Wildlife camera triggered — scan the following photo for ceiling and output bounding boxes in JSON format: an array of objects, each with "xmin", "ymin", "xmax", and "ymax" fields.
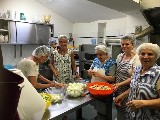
[{"xmin": 36, "ymin": 0, "xmax": 140, "ymax": 23}]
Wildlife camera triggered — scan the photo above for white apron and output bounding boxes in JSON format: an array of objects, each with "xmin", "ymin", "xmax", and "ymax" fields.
[{"xmin": 91, "ymin": 67, "xmax": 106, "ymax": 82}]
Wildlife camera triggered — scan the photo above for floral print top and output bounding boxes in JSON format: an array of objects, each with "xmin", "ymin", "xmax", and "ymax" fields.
[{"xmin": 52, "ymin": 49, "xmax": 73, "ymax": 84}]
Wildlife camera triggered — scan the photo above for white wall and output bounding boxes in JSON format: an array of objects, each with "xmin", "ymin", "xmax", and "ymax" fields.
[
  {"xmin": 0, "ymin": 0, "xmax": 73, "ymax": 66},
  {"xmin": 73, "ymin": 17, "xmax": 127, "ymax": 46},
  {"xmin": 0, "ymin": 0, "xmax": 151, "ymax": 66},
  {"xmin": 73, "ymin": 12, "xmax": 150, "ymax": 46},
  {"xmin": 105, "ymin": 17, "xmax": 127, "ymax": 36},
  {"xmin": 126, "ymin": 11, "xmax": 150, "ymax": 47},
  {"xmin": 73, "ymin": 22, "xmax": 98, "ymax": 45},
  {"xmin": 0, "ymin": 0, "xmax": 73, "ymax": 36},
  {"xmin": 126, "ymin": 12, "xmax": 149, "ymax": 34}
]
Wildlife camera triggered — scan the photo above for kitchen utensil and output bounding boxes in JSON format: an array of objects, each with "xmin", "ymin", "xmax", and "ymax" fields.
[{"xmin": 87, "ymin": 82, "xmax": 113, "ymax": 97}]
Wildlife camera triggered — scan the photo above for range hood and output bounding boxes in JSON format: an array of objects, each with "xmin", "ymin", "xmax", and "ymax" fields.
[
  {"xmin": 140, "ymin": 0, "xmax": 160, "ymax": 34},
  {"xmin": 138, "ymin": 0, "xmax": 160, "ymax": 66}
]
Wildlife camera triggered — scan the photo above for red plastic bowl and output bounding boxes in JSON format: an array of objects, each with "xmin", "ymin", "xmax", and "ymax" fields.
[{"xmin": 87, "ymin": 82, "xmax": 113, "ymax": 96}]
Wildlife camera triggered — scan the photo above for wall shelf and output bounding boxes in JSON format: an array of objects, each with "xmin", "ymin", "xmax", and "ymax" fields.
[{"xmin": 0, "ymin": 19, "xmax": 54, "ymax": 44}]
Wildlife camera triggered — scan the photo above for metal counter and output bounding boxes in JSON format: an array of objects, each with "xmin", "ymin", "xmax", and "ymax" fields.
[{"xmin": 42, "ymin": 94, "xmax": 94, "ymax": 120}]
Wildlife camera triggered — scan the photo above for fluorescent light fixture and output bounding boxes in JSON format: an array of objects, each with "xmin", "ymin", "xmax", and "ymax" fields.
[
  {"xmin": 47, "ymin": 0, "xmax": 54, "ymax": 3},
  {"xmin": 133, "ymin": 0, "xmax": 140, "ymax": 3}
]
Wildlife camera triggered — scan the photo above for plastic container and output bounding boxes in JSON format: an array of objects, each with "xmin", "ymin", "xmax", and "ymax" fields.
[
  {"xmin": 0, "ymin": 67, "xmax": 24, "ymax": 120},
  {"xmin": 87, "ymin": 82, "xmax": 113, "ymax": 97},
  {"xmin": 4, "ymin": 64, "xmax": 13, "ymax": 69}
]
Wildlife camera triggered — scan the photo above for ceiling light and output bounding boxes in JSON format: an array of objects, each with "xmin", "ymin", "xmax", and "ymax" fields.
[
  {"xmin": 47, "ymin": 0, "xmax": 54, "ymax": 3},
  {"xmin": 133, "ymin": 0, "xmax": 140, "ymax": 3}
]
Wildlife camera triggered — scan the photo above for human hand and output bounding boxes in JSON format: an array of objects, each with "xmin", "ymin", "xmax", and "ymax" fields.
[
  {"xmin": 48, "ymin": 80, "xmax": 54, "ymax": 84},
  {"xmin": 113, "ymin": 83, "xmax": 120, "ymax": 92},
  {"xmin": 54, "ymin": 82, "xmax": 64, "ymax": 88},
  {"xmin": 91, "ymin": 71, "xmax": 100, "ymax": 77},
  {"xmin": 75, "ymin": 72, "xmax": 83, "ymax": 79},
  {"xmin": 53, "ymin": 71, "xmax": 58, "ymax": 77},
  {"xmin": 126, "ymin": 100, "xmax": 145, "ymax": 111},
  {"xmin": 114, "ymin": 94, "xmax": 125, "ymax": 106},
  {"xmin": 87, "ymin": 69, "xmax": 93, "ymax": 76}
]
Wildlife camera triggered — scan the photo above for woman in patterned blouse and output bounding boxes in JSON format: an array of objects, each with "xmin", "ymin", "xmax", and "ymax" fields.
[
  {"xmin": 115, "ymin": 43, "xmax": 160, "ymax": 120},
  {"xmin": 49, "ymin": 35, "xmax": 80, "ymax": 84}
]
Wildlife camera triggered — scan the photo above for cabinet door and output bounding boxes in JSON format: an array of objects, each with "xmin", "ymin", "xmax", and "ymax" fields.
[
  {"xmin": 8, "ymin": 21, "xmax": 16, "ymax": 43},
  {"xmin": 36, "ymin": 24, "xmax": 51, "ymax": 44},
  {"xmin": 16, "ymin": 22, "xmax": 36, "ymax": 44}
]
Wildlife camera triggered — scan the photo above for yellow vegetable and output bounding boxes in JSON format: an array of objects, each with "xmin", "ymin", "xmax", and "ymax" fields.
[{"xmin": 39, "ymin": 93, "xmax": 53, "ymax": 110}]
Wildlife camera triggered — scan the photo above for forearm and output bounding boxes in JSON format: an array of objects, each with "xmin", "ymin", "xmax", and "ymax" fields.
[
  {"xmin": 71, "ymin": 51, "xmax": 77, "ymax": 73},
  {"xmin": 72, "ymin": 65, "xmax": 77, "ymax": 73},
  {"xmin": 143, "ymin": 98, "xmax": 160, "ymax": 109},
  {"xmin": 121, "ymin": 89, "xmax": 130, "ymax": 99},
  {"xmin": 71, "ymin": 61, "xmax": 77, "ymax": 73},
  {"xmin": 99, "ymin": 74, "xmax": 115, "ymax": 82},
  {"xmin": 49, "ymin": 63, "xmax": 57, "ymax": 73},
  {"xmin": 118, "ymin": 77, "xmax": 132, "ymax": 87},
  {"xmin": 38, "ymin": 74, "xmax": 51, "ymax": 83},
  {"xmin": 32, "ymin": 82, "xmax": 52, "ymax": 89}
]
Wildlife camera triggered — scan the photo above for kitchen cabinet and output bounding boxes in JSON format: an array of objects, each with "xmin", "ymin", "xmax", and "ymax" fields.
[
  {"xmin": 9, "ymin": 21, "xmax": 17, "ymax": 43},
  {"xmin": 16, "ymin": 22, "xmax": 36, "ymax": 44},
  {"xmin": 0, "ymin": 19, "xmax": 54, "ymax": 44},
  {"xmin": 36, "ymin": 24, "xmax": 52, "ymax": 44}
]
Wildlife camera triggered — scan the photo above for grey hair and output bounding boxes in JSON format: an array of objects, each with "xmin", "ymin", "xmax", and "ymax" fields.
[
  {"xmin": 136, "ymin": 43, "xmax": 160, "ymax": 59},
  {"xmin": 58, "ymin": 35, "xmax": 68, "ymax": 41},
  {"xmin": 48, "ymin": 37, "xmax": 57, "ymax": 45},
  {"xmin": 121, "ymin": 34, "xmax": 136, "ymax": 46},
  {"xmin": 95, "ymin": 45, "xmax": 109, "ymax": 53},
  {"xmin": 32, "ymin": 45, "xmax": 50, "ymax": 58}
]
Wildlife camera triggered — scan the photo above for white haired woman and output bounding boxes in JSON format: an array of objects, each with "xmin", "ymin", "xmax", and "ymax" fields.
[
  {"xmin": 88, "ymin": 45, "xmax": 116, "ymax": 120},
  {"xmin": 88, "ymin": 45, "xmax": 116, "ymax": 83},
  {"xmin": 115, "ymin": 43, "xmax": 160, "ymax": 120},
  {"xmin": 49, "ymin": 35, "xmax": 80, "ymax": 84},
  {"xmin": 17, "ymin": 45, "xmax": 61, "ymax": 89},
  {"xmin": 114, "ymin": 35, "xmax": 141, "ymax": 120}
]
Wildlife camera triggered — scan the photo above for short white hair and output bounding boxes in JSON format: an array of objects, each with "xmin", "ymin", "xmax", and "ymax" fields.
[
  {"xmin": 136, "ymin": 43, "xmax": 160, "ymax": 59},
  {"xmin": 95, "ymin": 45, "xmax": 109, "ymax": 53},
  {"xmin": 32, "ymin": 45, "xmax": 50, "ymax": 58},
  {"xmin": 58, "ymin": 35, "xmax": 68, "ymax": 41}
]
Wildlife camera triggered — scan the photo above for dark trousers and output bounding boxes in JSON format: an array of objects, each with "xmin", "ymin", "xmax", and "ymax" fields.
[{"xmin": 95, "ymin": 94, "xmax": 113, "ymax": 120}]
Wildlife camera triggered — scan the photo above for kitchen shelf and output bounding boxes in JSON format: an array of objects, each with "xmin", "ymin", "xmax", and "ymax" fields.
[{"xmin": 0, "ymin": 29, "xmax": 8, "ymax": 32}]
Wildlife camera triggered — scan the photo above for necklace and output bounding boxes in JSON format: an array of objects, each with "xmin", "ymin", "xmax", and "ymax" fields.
[{"xmin": 123, "ymin": 55, "xmax": 131, "ymax": 62}]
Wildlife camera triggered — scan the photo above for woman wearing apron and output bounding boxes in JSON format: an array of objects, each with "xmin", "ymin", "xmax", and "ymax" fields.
[
  {"xmin": 88, "ymin": 45, "xmax": 116, "ymax": 120},
  {"xmin": 114, "ymin": 35, "xmax": 140, "ymax": 120}
]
